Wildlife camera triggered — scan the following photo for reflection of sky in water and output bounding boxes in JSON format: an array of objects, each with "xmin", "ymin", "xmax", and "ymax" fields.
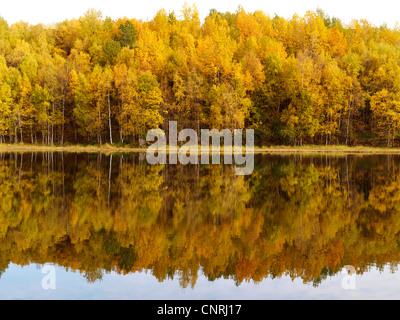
[
  {"xmin": 2, "ymin": 153, "xmax": 400, "ymax": 299},
  {"xmin": 0, "ymin": 264, "xmax": 399, "ymax": 300}
]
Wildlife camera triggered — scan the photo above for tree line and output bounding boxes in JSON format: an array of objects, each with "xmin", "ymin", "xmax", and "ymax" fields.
[{"xmin": 1, "ymin": 5, "xmax": 400, "ymax": 146}]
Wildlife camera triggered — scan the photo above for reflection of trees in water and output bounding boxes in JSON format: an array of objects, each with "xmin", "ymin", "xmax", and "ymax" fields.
[{"xmin": 0, "ymin": 152, "xmax": 400, "ymax": 287}]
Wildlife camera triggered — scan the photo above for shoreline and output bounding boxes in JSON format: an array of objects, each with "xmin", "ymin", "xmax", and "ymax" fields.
[{"xmin": 1, "ymin": 144, "xmax": 400, "ymax": 155}]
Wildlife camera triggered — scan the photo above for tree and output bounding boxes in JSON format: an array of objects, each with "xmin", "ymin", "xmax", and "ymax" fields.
[
  {"xmin": 135, "ymin": 72, "xmax": 163, "ymax": 138},
  {"xmin": 73, "ymin": 73, "xmax": 93, "ymax": 141},
  {"xmin": 31, "ymin": 84, "xmax": 52, "ymax": 144},
  {"xmin": 101, "ymin": 65, "xmax": 114, "ymax": 144},
  {"xmin": 0, "ymin": 81, "xmax": 12, "ymax": 143},
  {"xmin": 370, "ymin": 89, "xmax": 400, "ymax": 147},
  {"xmin": 102, "ymin": 39, "xmax": 121, "ymax": 65},
  {"xmin": 115, "ymin": 20, "xmax": 137, "ymax": 48}
]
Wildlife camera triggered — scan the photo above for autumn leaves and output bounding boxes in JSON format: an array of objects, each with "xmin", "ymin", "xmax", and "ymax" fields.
[{"xmin": 0, "ymin": 6, "xmax": 400, "ymax": 146}]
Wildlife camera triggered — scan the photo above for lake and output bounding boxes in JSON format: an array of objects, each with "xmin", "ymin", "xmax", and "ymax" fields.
[{"xmin": 0, "ymin": 152, "xmax": 399, "ymax": 299}]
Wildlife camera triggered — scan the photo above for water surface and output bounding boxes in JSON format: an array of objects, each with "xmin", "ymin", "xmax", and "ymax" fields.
[{"xmin": 0, "ymin": 152, "xmax": 399, "ymax": 299}]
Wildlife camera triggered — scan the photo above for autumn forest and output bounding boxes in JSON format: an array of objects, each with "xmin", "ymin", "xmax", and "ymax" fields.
[{"xmin": 1, "ymin": 5, "xmax": 400, "ymax": 147}]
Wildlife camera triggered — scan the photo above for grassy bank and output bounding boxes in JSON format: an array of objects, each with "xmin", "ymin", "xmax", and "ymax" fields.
[
  {"xmin": 2, "ymin": 143, "xmax": 400, "ymax": 155},
  {"xmin": 256, "ymin": 145, "xmax": 400, "ymax": 154},
  {"xmin": 0, "ymin": 143, "xmax": 143, "ymax": 154}
]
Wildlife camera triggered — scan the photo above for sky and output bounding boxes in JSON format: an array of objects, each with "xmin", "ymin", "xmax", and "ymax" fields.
[
  {"xmin": 0, "ymin": 0, "xmax": 399, "ymax": 28},
  {"xmin": 0, "ymin": 263, "xmax": 399, "ymax": 299}
]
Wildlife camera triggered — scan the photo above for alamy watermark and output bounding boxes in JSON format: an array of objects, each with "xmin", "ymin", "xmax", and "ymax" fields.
[
  {"xmin": 41, "ymin": 265, "xmax": 56, "ymax": 290},
  {"xmin": 341, "ymin": 265, "xmax": 356, "ymax": 290},
  {"xmin": 146, "ymin": 121, "xmax": 254, "ymax": 175}
]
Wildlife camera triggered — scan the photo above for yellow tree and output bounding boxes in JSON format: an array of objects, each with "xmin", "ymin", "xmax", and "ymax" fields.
[
  {"xmin": 370, "ymin": 89, "xmax": 400, "ymax": 147},
  {"xmin": 19, "ymin": 74, "xmax": 33, "ymax": 143},
  {"xmin": 31, "ymin": 84, "xmax": 52, "ymax": 144},
  {"xmin": 89, "ymin": 65, "xmax": 108, "ymax": 145},
  {"xmin": 320, "ymin": 58, "xmax": 351, "ymax": 144},
  {"xmin": 280, "ymin": 53, "xmax": 321, "ymax": 145},
  {"xmin": 135, "ymin": 72, "xmax": 164, "ymax": 138},
  {"xmin": 0, "ymin": 57, "xmax": 11, "ymax": 142},
  {"xmin": 113, "ymin": 63, "xmax": 137, "ymax": 143},
  {"xmin": 4, "ymin": 67, "xmax": 22, "ymax": 143},
  {"xmin": 236, "ymin": 8, "xmax": 261, "ymax": 43},
  {"xmin": 197, "ymin": 12, "xmax": 237, "ymax": 83},
  {"xmin": 101, "ymin": 65, "xmax": 114, "ymax": 144},
  {"xmin": 73, "ymin": 73, "xmax": 94, "ymax": 142}
]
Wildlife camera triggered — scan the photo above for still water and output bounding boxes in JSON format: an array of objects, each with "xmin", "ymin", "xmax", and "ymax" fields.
[{"xmin": 0, "ymin": 152, "xmax": 400, "ymax": 299}]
